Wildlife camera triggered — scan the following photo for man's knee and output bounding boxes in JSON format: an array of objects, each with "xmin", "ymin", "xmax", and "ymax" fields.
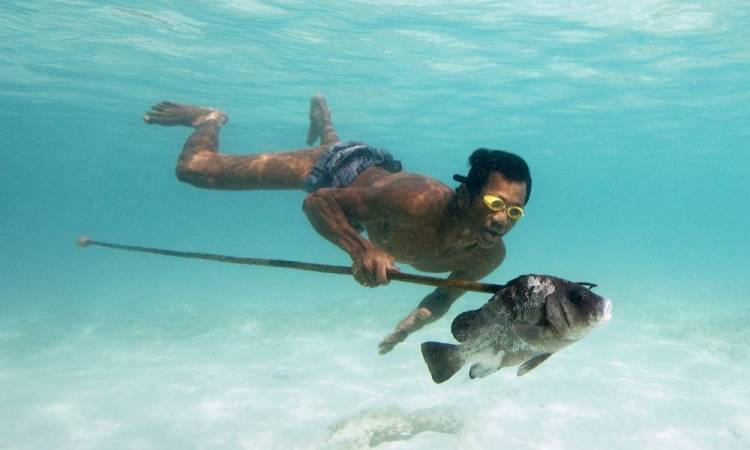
[
  {"xmin": 175, "ymin": 160, "xmax": 199, "ymax": 183},
  {"xmin": 175, "ymin": 159, "xmax": 217, "ymax": 188}
]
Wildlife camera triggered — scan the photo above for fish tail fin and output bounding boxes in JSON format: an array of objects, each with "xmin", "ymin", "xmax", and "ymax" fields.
[{"xmin": 421, "ymin": 342, "xmax": 465, "ymax": 384}]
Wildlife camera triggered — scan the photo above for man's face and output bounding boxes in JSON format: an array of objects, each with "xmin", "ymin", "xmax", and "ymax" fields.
[{"xmin": 466, "ymin": 172, "xmax": 528, "ymax": 248}]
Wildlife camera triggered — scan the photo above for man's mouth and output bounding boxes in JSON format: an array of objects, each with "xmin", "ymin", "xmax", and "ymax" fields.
[{"xmin": 479, "ymin": 228, "xmax": 502, "ymax": 244}]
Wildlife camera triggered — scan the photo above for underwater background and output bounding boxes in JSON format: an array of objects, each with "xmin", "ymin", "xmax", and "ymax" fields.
[{"xmin": 2, "ymin": 1, "xmax": 749, "ymax": 449}]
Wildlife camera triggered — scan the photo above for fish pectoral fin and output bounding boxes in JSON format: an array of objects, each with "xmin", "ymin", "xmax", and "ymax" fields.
[
  {"xmin": 469, "ymin": 351, "xmax": 504, "ymax": 379},
  {"xmin": 421, "ymin": 342, "xmax": 465, "ymax": 384},
  {"xmin": 516, "ymin": 353, "xmax": 553, "ymax": 376},
  {"xmin": 512, "ymin": 324, "xmax": 553, "ymax": 344},
  {"xmin": 469, "ymin": 362, "xmax": 498, "ymax": 379}
]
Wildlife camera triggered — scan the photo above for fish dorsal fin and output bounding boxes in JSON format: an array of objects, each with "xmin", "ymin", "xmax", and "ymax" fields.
[
  {"xmin": 451, "ymin": 309, "xmax": 480, "ymax": 342},
  {"xmin": 516, "ymin": 353, "xmax": 552, "ymax": 376}
]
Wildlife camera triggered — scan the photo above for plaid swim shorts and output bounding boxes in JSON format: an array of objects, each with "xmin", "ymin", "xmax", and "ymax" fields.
[{"xmin": 304, "ymin": 141, "xmax": 402, "ymax": 192}]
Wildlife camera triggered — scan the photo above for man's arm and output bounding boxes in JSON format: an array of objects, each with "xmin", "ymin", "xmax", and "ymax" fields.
[
  {"xmin": 302, "ymin": 187, "xmax": 399, "ymax": 287},
  {"xmin": 378, "ymin": 285, "xmax": 464, "ymax": 354}
]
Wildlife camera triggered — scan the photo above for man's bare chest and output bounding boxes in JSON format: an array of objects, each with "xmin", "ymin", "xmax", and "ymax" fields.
[{"xmin": 365, "ymin": 222, "xmax": 488, "ymax": 272}]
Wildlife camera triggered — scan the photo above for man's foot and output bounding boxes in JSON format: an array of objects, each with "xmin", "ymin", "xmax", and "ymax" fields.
[
  {"xmin": 144, "ymin": 101, "xmax": 228, "ymax": 128},
  {"xmin": 306, "ymin": 94, "xmax": 332, "ymax": 145}
]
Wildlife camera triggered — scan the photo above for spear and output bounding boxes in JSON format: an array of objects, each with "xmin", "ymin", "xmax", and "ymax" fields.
[{"xmin": 76, "ymin": 236, "xmax": 503, "ymax": 293}]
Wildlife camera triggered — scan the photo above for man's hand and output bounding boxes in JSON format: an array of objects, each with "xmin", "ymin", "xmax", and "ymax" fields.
[
  {"xmin": 352, "ymin": 247, "xmax": 399, "ymax": 287},
  {"xmin": 378, "ymin": 307, "xmax": 433, "ymax": 354}
]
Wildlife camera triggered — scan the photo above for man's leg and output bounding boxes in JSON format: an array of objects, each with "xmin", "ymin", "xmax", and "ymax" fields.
[
  {"xmin": 307, "ymin": 94, "xmax": 339, "ymax": 146},
  {"xmin": 143, "ymin": 95, "xmax": 339, "ymax": 190}
]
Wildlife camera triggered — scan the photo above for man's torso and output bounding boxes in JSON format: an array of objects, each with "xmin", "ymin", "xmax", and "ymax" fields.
[{"xmin": 349, "ymin": 168, "xmax": 504, "ymax": 274}]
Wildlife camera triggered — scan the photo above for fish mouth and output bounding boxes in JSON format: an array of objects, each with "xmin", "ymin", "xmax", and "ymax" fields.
[
  {"xmin": 596, "ymin": 299, "xmax": 613, "ymax": 323},
  {"xmin": 545, "ymin": 294, "xmax": 612, "ymax": 341}
]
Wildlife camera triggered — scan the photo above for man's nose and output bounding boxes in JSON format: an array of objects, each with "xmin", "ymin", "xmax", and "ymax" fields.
[{"xmin": 491, "ymin": 210, "xmax": 510, "ymax": 226}]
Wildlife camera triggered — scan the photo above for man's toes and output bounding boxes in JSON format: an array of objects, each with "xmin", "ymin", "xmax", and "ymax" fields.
[
  {"xmin": 152, "ymin": 101, "xmax": 183, "ymax": 113},
  {"xmin": 143, "ymin": 110, "xmax": 164, "ymax": 122},
  {"xmin": 144, "ymin": 110, "xmax": 169, "ymax": 123},
  {"xmin": 310, "ymin": 93, "xmax": 327, "ymax": 108}
]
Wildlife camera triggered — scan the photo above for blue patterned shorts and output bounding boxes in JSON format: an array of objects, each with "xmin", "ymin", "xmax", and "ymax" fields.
[{"xmin": 304, "ymin": 141, "xmax": 402, "ymax": 192}]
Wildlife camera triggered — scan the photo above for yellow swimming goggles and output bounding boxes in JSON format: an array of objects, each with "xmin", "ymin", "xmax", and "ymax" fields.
[{"xmin": 482, "ymin": 195, "xmax": 525, "ymax": 220}]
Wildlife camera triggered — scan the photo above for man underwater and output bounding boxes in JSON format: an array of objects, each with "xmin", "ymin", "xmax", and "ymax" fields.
[{"xmin": 144, "ymin": 95, "xmax": 532, "ymax": 354}]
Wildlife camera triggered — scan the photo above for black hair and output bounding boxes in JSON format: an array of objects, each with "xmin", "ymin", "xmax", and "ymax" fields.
[{"xmin": 453, "ymin": 148, "xmax": 532, "ymax": 204}]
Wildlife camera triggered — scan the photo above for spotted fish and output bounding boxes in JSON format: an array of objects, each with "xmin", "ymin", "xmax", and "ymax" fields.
[{"xmin": 421, "ymin": 274, "xmax": 612, "ymax": 383}]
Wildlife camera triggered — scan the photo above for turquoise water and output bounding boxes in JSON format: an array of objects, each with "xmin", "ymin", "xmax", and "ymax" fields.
[{"xmin": 2, "ymin": 1, "xmax": 749, "ymax": 448}]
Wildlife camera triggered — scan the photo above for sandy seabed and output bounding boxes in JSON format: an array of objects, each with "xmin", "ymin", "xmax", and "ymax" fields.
[{"xmin": 1, "ymin": 291, "xmax": 748, "ymax": 450}]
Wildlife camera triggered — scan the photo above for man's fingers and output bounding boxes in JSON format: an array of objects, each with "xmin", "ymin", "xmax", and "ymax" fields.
[
  {"xmin": 364, "ymin": 264, "xmax": 377, "ymax": 287},
  {"xmin": 353, "ymin": 254, "xmax": 396, "ymax": 287},
  {"xmin": 376, "ymin": 262, "xmax": 389, "ymax": 285},
  {"xmin": 378, "ymin": 340, "xmax": 395, "ymax": 354},
  {"xmin": 353, "ymin": 266, "xmax": 369, "ymax": 286},
  {"xmin": 357, "ymin": 267, "xmax": 376, "ymax": 287},
  {"xmin": 378, "ymin": 330, "xmax": 407, "ymax": 354}
]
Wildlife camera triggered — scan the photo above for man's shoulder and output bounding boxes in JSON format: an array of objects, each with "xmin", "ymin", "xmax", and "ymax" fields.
[
  {"xmin": 370, "ymin": 172, "xmax": 454, "ymax": 214},
  {"xmin": 370, "ymin": 172, "xmax": 453, "ymax": 197},
  {"xmin": 341, "ymin": 172, "xmax": 453, "ymax": 224}
]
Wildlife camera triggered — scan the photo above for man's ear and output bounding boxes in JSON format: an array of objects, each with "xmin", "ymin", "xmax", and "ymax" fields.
[{"xmin": 456, "ymin": 183, "xmax": 470, "ymax": 210}]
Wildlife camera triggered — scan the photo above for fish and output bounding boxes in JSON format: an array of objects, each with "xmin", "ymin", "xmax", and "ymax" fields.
[{"xmin": 420, "ymin": 274, "xmax": 612, "ymax": 383}]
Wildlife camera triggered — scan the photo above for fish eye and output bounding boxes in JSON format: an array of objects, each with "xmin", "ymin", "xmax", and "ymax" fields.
[{"xmin": 569, "ymin": 290, "xmax": 582, "ymax": 304}]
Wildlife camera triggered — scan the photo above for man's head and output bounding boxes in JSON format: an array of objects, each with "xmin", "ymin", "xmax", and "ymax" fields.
[
  {"xmin": 453, "ymin": 148, "xmax": 532, "ymax": 205},
  {"xmin": 454, "ymin": 149, "xmax": 532, "ymax": 248}
]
